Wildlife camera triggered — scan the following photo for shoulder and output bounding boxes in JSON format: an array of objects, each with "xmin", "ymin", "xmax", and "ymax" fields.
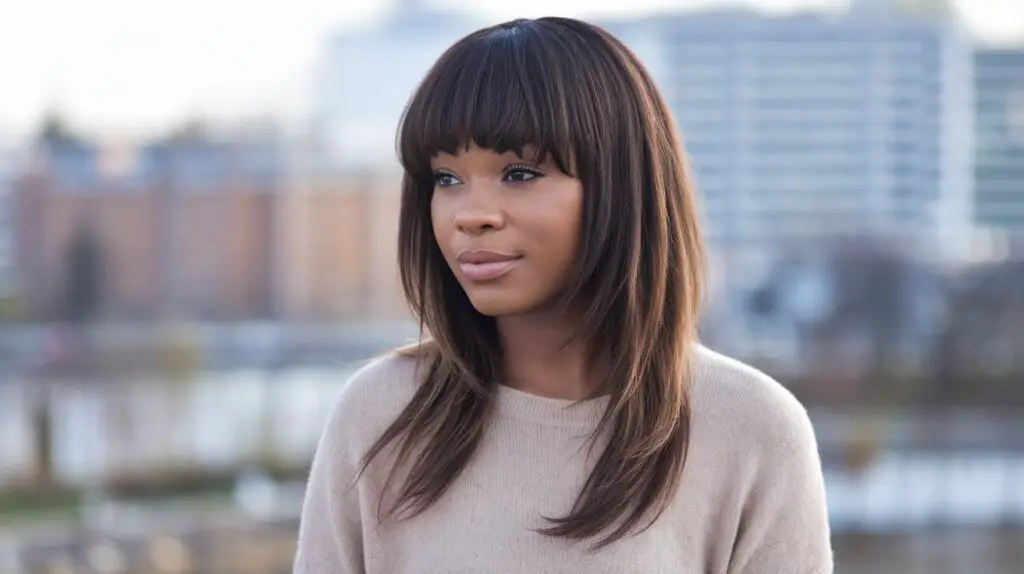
[
  {"xmin": 690, "ymin": 347, "xmax": 833, "ymax": 571},
  {"xmin": 336, "ymin": 349, "xmax": 426, "ymax": 418},
  {"xmin": 318, "ymin": 349, "xmax": 428, "ymax": 465},
  {"xmin": 689, "ymin": 344, "xmax": 818, "ymax": 456}
]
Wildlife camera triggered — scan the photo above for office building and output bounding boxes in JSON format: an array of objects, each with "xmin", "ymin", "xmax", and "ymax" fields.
[
  {"xmin": 605, "ymin": 1, "xmax": 974, "ymax": 272},
  {"xmin": 974, "ymin": 46, "xmax": 1024, "ymax": 235}
]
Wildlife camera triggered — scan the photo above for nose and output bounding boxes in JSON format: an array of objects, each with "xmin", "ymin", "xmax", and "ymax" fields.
[{"xmin": 452, "ymin": 185, "xmax": 505, "ymax": 235}]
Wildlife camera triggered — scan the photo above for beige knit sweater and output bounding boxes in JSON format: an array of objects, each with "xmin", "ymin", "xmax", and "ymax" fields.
[{"xmin": 293, "ymin": 345, "xmax": 834, "ymax": 573}]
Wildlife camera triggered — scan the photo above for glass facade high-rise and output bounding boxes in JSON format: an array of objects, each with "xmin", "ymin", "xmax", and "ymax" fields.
[
  {"xmin": 974, "ymin": 47, "xmax": 1024, "ymax": 234},
  {"xmin": 606, "ymin": 7, "xmax": 974, "ymax": 271}
]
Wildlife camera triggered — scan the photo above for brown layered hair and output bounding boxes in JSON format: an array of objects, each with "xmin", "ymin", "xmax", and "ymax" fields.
[{"xmin": 362, "ymin": 17, "xmax": 706, "ymax": 548}]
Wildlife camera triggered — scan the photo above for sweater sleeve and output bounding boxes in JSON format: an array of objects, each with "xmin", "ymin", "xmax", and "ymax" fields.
[
  {"xmin": 293, "ymin": 392, "xmax": 366, "ymax": 573},
  {"xmin": 727, "ymin": 401, "xmax": 834, "ymax": 574}
]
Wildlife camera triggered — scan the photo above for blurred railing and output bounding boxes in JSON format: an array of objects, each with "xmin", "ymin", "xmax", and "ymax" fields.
[{"xmin": 0, "ymin": 368, "xmax": 352, "ymax": 489}]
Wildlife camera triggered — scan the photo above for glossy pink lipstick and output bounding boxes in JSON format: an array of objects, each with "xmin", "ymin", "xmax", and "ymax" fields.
[{"xmin": 456, "ymin": 249, "xmax": 522, "ymax": 282}]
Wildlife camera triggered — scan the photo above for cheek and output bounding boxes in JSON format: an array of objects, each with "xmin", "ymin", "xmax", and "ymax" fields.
[
  {"xmin": 553, "ymin": 187, "xmax": 584, "ymax": 250},
  {"xmin": 554, "ymin": 217, "xmax": 582, "ymax": 270},
  {"xmin": 429, "ymin": 197, "xmax": 448, "ymax": 249},
  {"xmin": 527, "ymin": 191, "xmax": 583, "ymax": 267}
]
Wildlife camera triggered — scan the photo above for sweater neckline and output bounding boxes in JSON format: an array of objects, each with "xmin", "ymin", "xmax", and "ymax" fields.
[{"xmin": 492, "ymin": 384, "xmax": 611, "ymax": 428}]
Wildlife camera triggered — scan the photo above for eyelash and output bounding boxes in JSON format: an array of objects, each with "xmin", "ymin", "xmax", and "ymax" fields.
[
  {"xmin": 432, "ymin": 164, "xmax": 545, "ymax": 188},
  {"xmin": 503, "ymin": 163, "xmax": 544, "ymax": 183},
  {"xmin": 433, "ymin": 171, "xmax": 460, "ymax": 188}
]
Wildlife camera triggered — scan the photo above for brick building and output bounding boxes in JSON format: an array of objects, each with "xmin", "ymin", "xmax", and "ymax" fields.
[{"xmin": 11, "ymin": 138, "xmax": 409, "ymax": 324}]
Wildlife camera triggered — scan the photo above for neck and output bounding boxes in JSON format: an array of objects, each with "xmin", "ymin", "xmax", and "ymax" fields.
[{"xmin": 497, "ymin": 309, "xmax": 606, "ymax": 401}]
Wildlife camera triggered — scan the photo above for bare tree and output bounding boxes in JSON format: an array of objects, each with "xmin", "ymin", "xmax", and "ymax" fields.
[
  {"xmin": 796, "ymin": 236, "xmax": 938, "ymax": 404},
  {"xmin": 929, "ymin": 258, "xmax": 1024, "ymax": 405}
]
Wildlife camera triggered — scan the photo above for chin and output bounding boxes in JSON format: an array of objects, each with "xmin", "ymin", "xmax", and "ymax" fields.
[{"xmin": 463, "ymin": 290, "xmax": 536, "ymax": 317}]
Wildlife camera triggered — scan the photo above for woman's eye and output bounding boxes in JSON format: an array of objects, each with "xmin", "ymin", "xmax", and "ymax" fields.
[
  {"xmin": 503, "ymin": 167, "xmax": 541, "ymax": 183},
  {"xmin": 433, "ymin": 172, "xmax": 461, "ymax": 187}
]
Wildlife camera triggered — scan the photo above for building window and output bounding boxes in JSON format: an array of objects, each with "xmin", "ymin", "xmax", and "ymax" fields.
[{"xmin": 1009, "ymin": 89, "xmax": 1024, "ymax": 142}]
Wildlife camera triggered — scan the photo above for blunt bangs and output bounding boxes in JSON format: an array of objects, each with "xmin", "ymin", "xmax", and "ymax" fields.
[{"xmin": 398, "ymin": 21, "xmax": 583, "ymax": 180}]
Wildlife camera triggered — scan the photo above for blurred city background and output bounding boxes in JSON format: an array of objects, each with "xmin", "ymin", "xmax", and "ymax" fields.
[{"xmin": 1, "ymin": 0, "xmax": 1022, "ymax": 572}]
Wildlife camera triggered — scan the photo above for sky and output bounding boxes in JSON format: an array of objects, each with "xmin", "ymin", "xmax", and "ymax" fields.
[{"xmin": 0, "ymin": 0, "xmax": 1020, "ymax": 140}]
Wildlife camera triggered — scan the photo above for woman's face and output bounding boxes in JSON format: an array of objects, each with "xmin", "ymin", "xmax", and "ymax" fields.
[{"xmin": 430, "ymin": 144, "xmax": 583, "ymax": 317}]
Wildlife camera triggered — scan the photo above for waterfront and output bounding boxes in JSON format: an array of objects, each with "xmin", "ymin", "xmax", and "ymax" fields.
[
  {"xmin": 2, "ymin": 365, "xmax": 1023, "ymax": 573},
  {"xmin": 2, "ymin": 369, "xmax": 1023, "ymax": 529}
]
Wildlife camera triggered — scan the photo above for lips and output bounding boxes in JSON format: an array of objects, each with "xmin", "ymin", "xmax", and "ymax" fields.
[{"xmin": 456, "ymin": 249, "xmax": 523, "ymax": 282}]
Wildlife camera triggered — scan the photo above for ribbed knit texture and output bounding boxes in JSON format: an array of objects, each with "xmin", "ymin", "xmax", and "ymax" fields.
[{"xmin": 294, "ymin": 345, "xmax": 834, "ymax": 573}]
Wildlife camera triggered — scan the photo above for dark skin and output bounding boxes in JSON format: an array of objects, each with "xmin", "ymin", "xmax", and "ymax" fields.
[{"xmin": 430, "ymin": 144, "xmax": 604, "ymax": 400}]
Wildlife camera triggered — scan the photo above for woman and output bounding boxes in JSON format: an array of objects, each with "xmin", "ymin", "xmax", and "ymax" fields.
[{"xmin": 295, "ymin": 17, "xmax": 833, "ymax": 574}]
